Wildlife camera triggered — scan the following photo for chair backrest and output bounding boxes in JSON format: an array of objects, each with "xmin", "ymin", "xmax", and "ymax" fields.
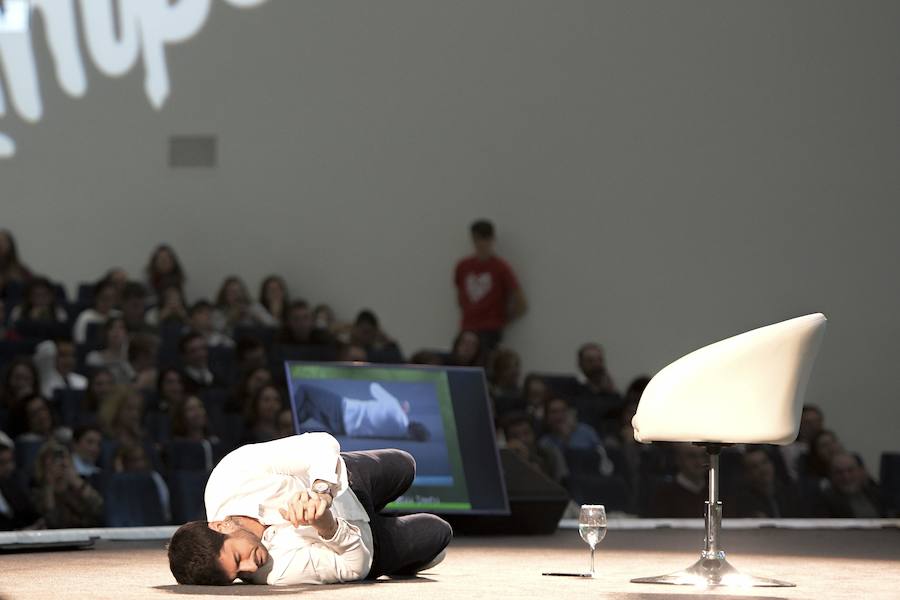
[
  {"xmin": 102, "ymin": 472, "xmax": 167, "ymax": 527},
  {"xmin": 632, "ymin": 313, "xmax": 827, "ymax": 445}
]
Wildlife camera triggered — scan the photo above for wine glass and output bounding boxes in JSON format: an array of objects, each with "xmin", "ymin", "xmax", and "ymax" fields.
[{"xmin": 579, "ymin": 504, "xmax": 607, "ymax": 576}]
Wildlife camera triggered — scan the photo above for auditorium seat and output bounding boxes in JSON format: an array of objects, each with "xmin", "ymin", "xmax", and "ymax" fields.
[
  {"xmin": 53, "ymin": 388, "xmax": 88, "ymax": 427},
  {"xmin": 102, "ymin": 472, "xmax": 168, "ymax": 527},
  {"xmin": 13, "ymin": 439, "xmax": 43, "ymax": 479},
  {"xmin": 879, "ymin": 452, "xmax": 900, "ymax": 518},
  {"xmin": 169, "ymin": 469, "xmax": 210, "ymax": 524}
]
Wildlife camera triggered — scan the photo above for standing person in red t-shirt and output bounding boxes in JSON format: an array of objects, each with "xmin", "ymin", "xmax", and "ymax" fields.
[{"xmin": 453, "ymin": 220, "xmax": 527, "ymax": 351}]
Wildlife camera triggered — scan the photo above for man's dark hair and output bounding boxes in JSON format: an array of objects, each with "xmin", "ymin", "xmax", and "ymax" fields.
[
  {"xmin": 500, "ymin": 410, "xmax": 533, "ymax": 438},
  {"xmin": 121, "ymin": 281, "xmax": 147, "ymax": 301},
  {"xmin": 72, "ymin": 424, "xmax": 102, "ymax": 443},
  {"xmin": 354, "ymin": 309, "xmax": 379, "ymax": 328},
  {"xmin": 470, "ymin": 219, "xmax": 495, "ymax": 240},
  {"xmin": 178, "ymin": 331, "xmax": 205, "ymax": 355},
  {"xmin": 168, "ymin": 521, "xmax": 231, "ymax": 585},
  {"xmin": 576, "ymin": 342, "xmax": 602, "ymax": 365},
  {"xmin": 235, "ymin": 336, "xmax": 264, "ymax": 360},
  {"xmin": 189, "ymin": 299, "xmax": 213, "ymax": 316}
]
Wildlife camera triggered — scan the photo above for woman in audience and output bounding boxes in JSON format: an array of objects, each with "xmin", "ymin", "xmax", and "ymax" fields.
[
  {"xmin": 229, "ymin": 366, "xmax": 272, "ymax": 414},
  {"xmin": 170, "ymin": 395, "xmax": 218, "ymax": 445},
  {"xmin": 81, "ymin": 367, "xmax": 115, "ymax": 415},
  {"xmin": 156, "ymin": 367, "xmax": 187, "ymax": 414},
  {"xmin": 0, "ymin": 358, "xmax": 39, "ymax": 413},
  {"xmin": 803, "ymin": 429, "xmax": 845, "ymax": 484},
  {"xmin": 145, "ymin": 285, "xmax": 189, "ymax": 327},
  {"xmin": 213, "ymin": 276, "xmax": 276, "ymax": 335},
  {"xmin": 85, "ymin": 317, "xmax": 134, "ymax": 384},
  {"xmin": 128, "ymin": 333, "xmax": 159, "ymax": 391},
  {"xmin": 276, "ymin": 407, "xmax": 295, "ymax": 439},
  {"xmin": 0, "ymin": 229, "xmax": 32, "ymax": 288},
  {"xmin": 487, "ymin": 347, "xmax": 522, "ymax": 398},
  {"xmin": 449, "ymin": 330, "xmax": 483, "ymax": 367},
  {"xmin": 258, "ymin": 275, "xmax": 290, "ymax": 325},
  {"xmin": 9, "ymin": 276, "xmax": 67, "ymax": 324},
  {"xmin": 13, "ymin": 394, "xmax": 69, "ymax": 442},
  {"xmin": 31, "ymin": 440, "xmax": 103, "ymax": 529},
  {"xmin": 72, "ymin": 278, "xmax": 120, "ymax": 344},
  {"xmin": 98, "ymin": 385, "xmax": 147, "ymax": 448},
  {"xmin": 242, "ymin": 384, "xmax": 284, "ymax": 444},
  {"xmin": 145, "ymin": 244, "xmax": 185, "ymax": 295}
]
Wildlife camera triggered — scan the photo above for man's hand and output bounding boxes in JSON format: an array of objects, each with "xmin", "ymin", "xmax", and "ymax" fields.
[{"xmin": 279, "ymin": 489, "xmax": 338, "ymax": 539}]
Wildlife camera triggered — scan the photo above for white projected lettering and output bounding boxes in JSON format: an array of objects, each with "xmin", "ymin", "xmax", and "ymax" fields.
[{"xmin": 0, "ymin": 0, "xmax": 268, "ymax": 158}]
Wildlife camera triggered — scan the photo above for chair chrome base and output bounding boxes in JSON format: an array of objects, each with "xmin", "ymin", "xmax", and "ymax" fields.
[
  {"xmin": 631, "ymin": 445, "xmax": 794, "ymax": 589},
  {"xmin": 630, "ymin": 554, "xmax": 795, "ymax": 588}
]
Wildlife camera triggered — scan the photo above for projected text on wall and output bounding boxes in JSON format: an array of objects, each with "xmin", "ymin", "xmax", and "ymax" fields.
[{"xmin": 0, "ymin": 0, "xmax": 267, "ymax": 159}]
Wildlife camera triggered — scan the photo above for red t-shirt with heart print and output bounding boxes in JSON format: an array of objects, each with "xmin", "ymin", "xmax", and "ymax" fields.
[{"xmin": 453, "ymin": 254, "xmax": 520, "ymax": 332}]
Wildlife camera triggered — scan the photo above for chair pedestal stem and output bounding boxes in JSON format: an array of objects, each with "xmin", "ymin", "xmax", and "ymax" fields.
[{"xmin": 630, "ymin": 445, "xmax": 795, "ymax": 588}]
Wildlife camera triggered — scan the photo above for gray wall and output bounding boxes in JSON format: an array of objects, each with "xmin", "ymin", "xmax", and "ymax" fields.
[{"xmin": 3, "ymin": 1, "xmax": 899, "ymax": 474}]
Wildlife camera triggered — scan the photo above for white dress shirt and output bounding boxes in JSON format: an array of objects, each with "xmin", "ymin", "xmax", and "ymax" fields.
[{"xmin": 204, "ymin": 433, "xmax": 373, "ymax": 585}]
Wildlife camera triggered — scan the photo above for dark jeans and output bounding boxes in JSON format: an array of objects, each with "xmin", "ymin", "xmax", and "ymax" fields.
[{"xmin": 341, "ymin": 450, "xmax": 452, "ymax": 579}]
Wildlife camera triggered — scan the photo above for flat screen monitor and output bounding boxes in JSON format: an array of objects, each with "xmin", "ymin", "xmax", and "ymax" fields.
[{"xmin": 284, "ymin": 362, "xmax": 509, "ymax": 515}]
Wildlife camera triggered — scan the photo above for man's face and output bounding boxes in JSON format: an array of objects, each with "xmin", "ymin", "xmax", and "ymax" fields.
[
  {"xmin": 471, "ymin": 235, "xmax": 494, "ymax": 257},
  {"xmin": 95, "ymin": 286, "xmax": 117, "ymax": 314},
  {"xmin": 506, "ymin": 421, "xmax": 535, "ymax": 448},
  {"xmin": 830, "ymin": 454, "xmax": 863, "ymax": 495},
  {"xmin": 56, "ymin": 342, "xmax": 76, "ymax": 374},
  {"xmin": 288, "ymin": 306, "xmax": 313, "ymax": 338},
  {"xmin": 579, "ymin": 345, "xmax": 607, "ymax": 379},
  {"xmin": 545, "ymin": 399, "xmax": 569, "ymax": 431},
  {"xmin": 209, "ymin": 521, "xmax": 269, "ymax": 581},
  {"xmin": 184, "ymin": 338, "xmax": 208, "ymax": 368},
  {"xmin": 74, "ymin": 430, "xmax": 102, "ymax": 463},
  {"xmin": 0, "ymin": 448, "xmax": 15, "ymax": 481},
  {"xmin": 743, "ymin": 450, "xmax": 774, "ymax": 492},
  {"xmin": 676, "ymin": 445, "xmax": 708, "ymax": 483}
]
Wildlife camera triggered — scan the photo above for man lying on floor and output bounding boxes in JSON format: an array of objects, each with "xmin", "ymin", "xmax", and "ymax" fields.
[{"xmin": 167, "ymin": 432, "xmax": 452, "ymax": 585}]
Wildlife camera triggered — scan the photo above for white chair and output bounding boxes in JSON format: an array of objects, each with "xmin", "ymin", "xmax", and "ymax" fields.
[{"xmin": 630, "ymin": 313, "xmax": 827, "ymax": 588}]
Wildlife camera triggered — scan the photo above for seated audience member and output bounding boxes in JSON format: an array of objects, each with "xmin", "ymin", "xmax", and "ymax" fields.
[
  {"xmin": 235, "ymin": 336, "xmax": 267, "ymax": 373},
  {"xmin": 313, "ymin": 303, "xmax": 339, "ymax": 333},
  {"xmin": 733, "ymin": 446, "xmax": 804, "ymax": 518},
  {"xmin": 102, "ymin": 267, "xmax": 129, "ymax": 302},
  {"xmin": 9, "ymin": 276, "xmax": 67, "ymax": 324},
  {"xmin": 816, "ymin": 453, "xmax": 885, "ymax": 518},
  {"xmin": 230, "ymin": 366, "xmax": 273, "ymax": 415},
  {"xmin": 0, "ymin": 299, "xmax": 22, "ymax": 341},
  {"xmin": 145, "ymin": 285, "xmax": 189, "ymax": 327},
  {"xmin": 31, "ymin": 440, "xmax": 103, "ymax": 529},
  {"xmin": 647, "ymin": 443, "xmax": 708, "ymax": 518},
  {"xmin": 487, "ymin": 347, "xmax": 522, "ymax": 399},
  {"xmin": 538, "ymin": 396, "xmax": 614, "ymax": 477},
  {"xmin": 98, "ymin": 385, "xmax": 147, "ymax": 448},
  {"xmin": 189, "ymin": 300, "xmax": 234, "ymax": 348},
  {"xmin": 278, "ymin": 299, "xmax": 332, "ymax": 346},
  {"xmin": 603, "ymin": 393, "xmax": 644, "ymax": 489},
  {"xmin": 156, "ymin": 367, "xmax": 188, "ymax": 414},
  {"xmin": 778, "ymin": 404, "xmax": 825, "ymax": 483},
  {"xmin": 145, "ymin": 244, "xmax": 186, "ymax": 297},
  {"xmin": 70, "ymin": 425, "xmax": 103, "ymax": 478},
  {"xmin": 35, "ymin": 339, "xmax": 87, "ymax": 399},
  {"xmin": 337, "ymin": 343, "xmax": 368, "ymax": 363},
  {"xmin": 82, "ymin": 367, "xmax": 116, "ymax": 414},
  {"xmin": 179, "ymin": 332, "xmax": 225, "ymax": 393},
  {"xmin": 213, "ymin": 276, "xmax": 276, "ymax": 335},
  {"xmin": 171, "ymin": 395, "xmax": 218, "ymax": 445},
  {"xmin": 242, "ymin": 384, "xmax": 284, "ymax": 444},
  {"xmin": 128, "ymin": 333, "xmax": 159, "ymax": 391},
  {"xmin": 0, "ymin": 432, "xmax": 42, "ymax": 530},
  {"xmin": 0, "ymin": 229, "xmax": 32, "ymax": 288},
  {"xmin": 275, "ymin": 408, "xmax": 295, "ymax": 438},
  {"xmin": 86, "ymin": 317, "xmax": 134, "ymax": 384},
  {"xmin": 522, "ymin": 374, "xmax": 550, "ymax": 428},
  {"xmin": 72, "ymin": 278, "xmax": 120, "ymax": 344},
  {"xmin": 409, "ymin": 350, "xmax": 444, "ymax": 366},
  {"xmin": 449, "ymin": 330, "xmax": 483, "ymax": 367},
  {"xmin": 1, "ymin": 358, "xmax": 40, "ymax": 414},
  {"xmin": 502, "ymin": 412, "xmax": 567, "ymax": 483},
  {"xmin": 120, "ymin": 281, "xmax": 156, "ymax": 335},
  {"xmin": 351, "ymin": 309, "xmax": 402, "ymax": 360},
  {"xmin": 113, "ymin": 443, "xmax": 171, "ymax": 523},
  {"xmin": 13, "ymin": 394, "xmax": 68, "ymax": 443},
  {"xmin": 802, "ymin": 429, "xmax": 844, "ymax": 485},
  {"xmin": 573, "ymin": 342, "xmax": 624, "ymax": 434},
  {"xmin": 258, "ymin": 275, "xmax": 290, "ymax": 325}
]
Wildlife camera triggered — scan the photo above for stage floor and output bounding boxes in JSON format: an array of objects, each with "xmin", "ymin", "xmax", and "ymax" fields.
[{"xmin": 1, "ymin": 527, "xmax": 898, "ymax": 600}]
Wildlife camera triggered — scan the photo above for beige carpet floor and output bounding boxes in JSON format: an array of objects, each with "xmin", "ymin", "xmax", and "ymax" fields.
[{"xmin": 1, "ymin": 528, "xmax": 898, "ymax": 600}]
